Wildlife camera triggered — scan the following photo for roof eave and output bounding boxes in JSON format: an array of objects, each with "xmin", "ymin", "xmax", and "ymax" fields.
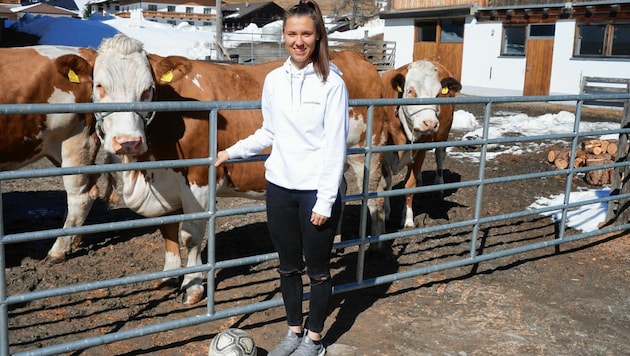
[{"xmin": 380, "ymin": 5, "xmax": 473, "ymax": 20}]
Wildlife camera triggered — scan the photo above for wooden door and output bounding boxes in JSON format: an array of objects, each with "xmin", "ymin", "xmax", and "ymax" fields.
[
  {"xmin": 414, "ymin": 42, "xmax": 463, "ymax": 81},
  {"xmin": 523, "ymin": 38, "xmax": 554, "ymax": 96},
  {"xmin": 413, "ymin": 20, "xmax": 464, "ymax": 81}
]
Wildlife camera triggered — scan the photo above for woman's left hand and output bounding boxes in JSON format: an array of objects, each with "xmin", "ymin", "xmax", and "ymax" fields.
[{"xmin": 310, "ymin": 212, "xmax": 328, "ymax": 226}]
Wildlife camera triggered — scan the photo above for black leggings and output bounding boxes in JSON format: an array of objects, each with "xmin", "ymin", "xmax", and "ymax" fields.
[{"xmin": 265, "ymin": 182, "xmax": 341, "ymax": 334}]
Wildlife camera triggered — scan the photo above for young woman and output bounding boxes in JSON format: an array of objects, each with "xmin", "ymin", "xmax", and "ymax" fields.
[{"xmin": 214, "ymin": 1, "xmax": 348, "ymax": 355}]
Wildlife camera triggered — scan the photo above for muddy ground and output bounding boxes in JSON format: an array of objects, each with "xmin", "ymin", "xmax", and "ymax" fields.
[{"xmin": 3, "ymin": 102, "xmax": 629, "ymax": 356}]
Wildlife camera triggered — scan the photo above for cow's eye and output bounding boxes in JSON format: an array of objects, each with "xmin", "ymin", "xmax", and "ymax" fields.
[
  {"xmin": 94, "ymin": 83, "xmax": 105, "ymax": 99},
  {"xmin": 141, "ymin": 86, "xmax": 154, "ymax": 102}
]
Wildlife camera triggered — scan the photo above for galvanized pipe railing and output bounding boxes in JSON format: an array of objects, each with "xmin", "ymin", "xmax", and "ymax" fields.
[{"xmin": 1, "ymin": 92, "xmax": 629, "ymax": 355}]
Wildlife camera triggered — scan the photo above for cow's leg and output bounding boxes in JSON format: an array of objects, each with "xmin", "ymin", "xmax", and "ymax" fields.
[
  {"xmin": 402, "ymin": 150, "xmax": 427, "ymax": 228},
  {"xmin": 381, "ymin": 157, "xmax": 393, "ymax": 222},
  {"xmin": 46, "ymin": 127, "xmax": 100, "ymax": 263},
  {"xmin": 366, "ymin": 153, "xmax": 396, "ymax": 253},
  {"xmin": 179, "ymin": 219, "xmax": 205, "ymax": 305},
  {"xmin": 366, "ymin": 153, "xmax": 388, "ymax": 238},
  {"xmin": 177, "ymin": 184, "xmax": 208, "ymax": 305},
  {"xmin": 156, "ymin": 222, "xmax": 182, "ymax": 289},
  {"xmin": 344, "ymin": 153, "xmax": 387, "ymax": 238},
  {"xmin": 434, "ymin": 146, "xmax": 446, "ymax": 199}
]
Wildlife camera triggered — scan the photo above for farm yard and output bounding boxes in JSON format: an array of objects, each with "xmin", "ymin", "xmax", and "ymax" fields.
[{"xmin": 3, "ymin": 101, "xmax": 629, "ymax": 355}]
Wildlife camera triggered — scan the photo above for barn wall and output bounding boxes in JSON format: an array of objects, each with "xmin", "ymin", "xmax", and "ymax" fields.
[
  {"xmin": 382, "ymin": 17, "xmax": 415, "ymax": 68},
  {"xmin": 382, "ymin": 3, "xmax": 630, "ymax": 96},
  {"xmin": 458, "ymin": 18, "xmax": 630, "ymax": 96},
  {"xmin": 549, "ymin": 20, "xmax": 630, "ymax": 96},
  {"xmin": 460, "ymin": 20, "xmax": 526, "ymax": 96}
]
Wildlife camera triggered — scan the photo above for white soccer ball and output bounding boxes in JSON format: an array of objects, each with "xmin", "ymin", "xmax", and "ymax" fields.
[{"xmin": 209, "ymin": 328, "xmax": 257, "ymax": 356}]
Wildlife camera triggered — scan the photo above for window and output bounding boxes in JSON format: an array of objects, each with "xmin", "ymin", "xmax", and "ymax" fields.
[
  {"xmin": 203, "ymin": 8, "xmax": 212, "ymax": 15},
  {"xmin": 186, "ymin": 7, "xmax": 194, "ymax": 13},
  {"xmin": 529, "ymin": 24, "xmax": 555, "ymax": 38},
  {"xmin": 416, "ymin": 21, "xmax": 437, "ymax": 42},
  {"xmin": 167, "ymin": 20, "xmax": 176, "ymax": 26},
  {"xmin": 415, "ymin": 20, "xmax": 464, "ymax": 43},
  {"xmin": 147, "ymin": 4, "xmax": 157, "ymax": 11},
  {"xmin": 576, "ymin": 24, "xmax": 605, "ymax": 55},
  {"xmin": 501, "ymin": 25, "xmax": 526, "ymax": 56},
  {"xmin": 440, "ymin": 20, "xmax": 464, "ymax": 43},
  {"xmin": 167, "ymin": 6, "xmax": 175, "ymax": 12},
  {"xmin": 575, "ymin": 23, "xmax": 630, "ymax": 58},
  {"xmin": 612, "ymin": 24, "xmax": 630, "ymax": 56}
]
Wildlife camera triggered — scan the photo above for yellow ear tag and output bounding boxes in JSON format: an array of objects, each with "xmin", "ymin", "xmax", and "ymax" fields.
[
  {"xmin": 68, "ymin": 69, "xmax": 80, "ymax": 83},
  {"xmin": 160, "ymin": 70, "xmax": 174, "ymax": 83},
  {"xmin": 396, "ymin": 85, "xmax": 403, "ymax": 93},
  {"xmin": 441, "ymin": 87, "xmax": 449, "ymax": 95}
]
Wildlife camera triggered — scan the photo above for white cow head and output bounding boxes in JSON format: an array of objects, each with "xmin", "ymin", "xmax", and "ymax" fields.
[
  {"xmin": 391, "ymin": 60, "xmax": 444, "ymax": 142},
  {"xmin": 92, "ymin": 34, "xmax": 155, "ymax": 156}
]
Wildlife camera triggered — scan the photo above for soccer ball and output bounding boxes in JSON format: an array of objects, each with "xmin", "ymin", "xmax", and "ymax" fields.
[{"xmin": 209, "ymin": 328, "xmax": 257, "ymax": 356}]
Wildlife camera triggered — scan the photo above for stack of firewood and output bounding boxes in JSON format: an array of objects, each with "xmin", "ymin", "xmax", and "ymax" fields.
[{"xmin": 547, "ymin": 139, "xmax": 618, "ymax": 185}]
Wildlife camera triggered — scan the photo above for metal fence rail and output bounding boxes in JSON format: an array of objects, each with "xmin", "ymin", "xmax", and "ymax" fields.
[
  {"xmin": 1, "ymin": 93, "xmax": 629, "ymax": 355},
  {"xmin": 220, "ymin": 34, "xmax": 396, "ymax": 71}
]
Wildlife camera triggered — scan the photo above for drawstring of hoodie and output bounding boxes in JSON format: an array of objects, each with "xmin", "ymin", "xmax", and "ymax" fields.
[{"xmin": 287, "ymin": 59, "xmax": 309, "ymax": 111}]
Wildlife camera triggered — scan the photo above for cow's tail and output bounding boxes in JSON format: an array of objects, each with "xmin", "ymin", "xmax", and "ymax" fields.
[{"xmin": 101, "ymin": 153, "xmax": 121, "ymax": 207}]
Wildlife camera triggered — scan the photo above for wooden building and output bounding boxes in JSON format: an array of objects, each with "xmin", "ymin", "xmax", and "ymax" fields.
[
  {"xmin": 381, "ymin": 0, "xmax": 630, "ymax": 96},
  {"xmin": 222, "ymin": 1, "xmax": 284, "ymax": 31},
  {"xmin": 0, "ymin": 0, "xmax": 79, "ymax": 20},
  {"xmin": 115, "ymin": 0, "xmax": 217, "ymax": 27}
]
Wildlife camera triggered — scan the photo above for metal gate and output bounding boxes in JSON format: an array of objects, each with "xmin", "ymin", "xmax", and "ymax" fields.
[{"xmin": 1, "ymin": 92, "xmax": 629, "ymax": 355}]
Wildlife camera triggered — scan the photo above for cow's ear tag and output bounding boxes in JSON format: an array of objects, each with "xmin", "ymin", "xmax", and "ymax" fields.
[
  {"xmin": 68, "ymin": 69, "xmax": 80, "ymax": 83},
  {"xmin": 396, "ymin": 85, "xmax": 403, "ymax": 93},
  {"xmin": 161, "ymin": 70, "xmax": 174, "ymax": 83},
  {"xmin": 441, "ymin": 87, "xmax": 449, "ymax": 95}
]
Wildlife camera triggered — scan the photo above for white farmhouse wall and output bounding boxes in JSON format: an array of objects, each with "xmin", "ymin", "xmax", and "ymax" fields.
[
  {"xmin": 382, "ymin": 17, "xmax": 415, "ymax": 68},
  {"xmin": 462, "ymin": 18, "xmax": 630, "ymax": 96},
  {"xmin": 550, "ymin": 20, "xmax": 630, "ymax": 95},
  {"xmin": 461, "ymin": 19, "xmax": 525, "ymax": 96},
  {"xmin": 382, "ymin": 14, "xmax": 630, "ymax": 97},
  {"xmin": 152, "ymin": 4, "xmax": 214, "ymax": 14},
  {"xmin": 549, "ymin": 20, "xmax": 579, "ymax": 94}
]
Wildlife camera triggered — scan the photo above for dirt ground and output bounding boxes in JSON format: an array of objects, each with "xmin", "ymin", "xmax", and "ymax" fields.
[{"xmin": 3, "ymin": 102, "xmax": 629, "ymax": 356}]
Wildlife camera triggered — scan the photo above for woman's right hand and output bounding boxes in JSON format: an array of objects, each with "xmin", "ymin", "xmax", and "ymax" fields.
[{"xmin": 214, "ymin": 150, "xmax": 230, "ymax": 167}]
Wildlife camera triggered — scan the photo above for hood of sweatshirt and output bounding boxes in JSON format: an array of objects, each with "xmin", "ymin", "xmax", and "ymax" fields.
[{"xmin": 282, "ymin": 58, "xmax": 343, "ymax": 109}]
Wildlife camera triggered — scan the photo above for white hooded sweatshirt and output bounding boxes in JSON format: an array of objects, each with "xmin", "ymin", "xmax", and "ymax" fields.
[{"xmin": 226, "ymin": 58, "xmax": 349, "ymax": 217}]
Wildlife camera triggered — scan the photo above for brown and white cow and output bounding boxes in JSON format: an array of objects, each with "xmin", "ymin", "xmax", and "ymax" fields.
[
  {"xmin": 92, "ymin": 34, "xmax": 391, "ymax": 304},
  {"xmin": 382, "ymin": 59, "xmax": 462, "ymax": 228},
  {"xmin": 0, "ymin": 45, "xmax": 106, "ymax": 263}
]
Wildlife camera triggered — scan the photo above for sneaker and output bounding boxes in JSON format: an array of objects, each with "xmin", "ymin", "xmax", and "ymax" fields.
[
  {"xmin": 268, "ymin": 329, "xmax": 303, "ymax": 356},
  {"xmin": 290, "ymin": 334, "xmax": 325, "ymax": 356}
]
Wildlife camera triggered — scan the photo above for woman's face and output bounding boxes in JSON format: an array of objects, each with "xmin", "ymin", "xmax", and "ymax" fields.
[{"xmin": 283, "ymin": 15, "xmax": 318, "ymax": 70}]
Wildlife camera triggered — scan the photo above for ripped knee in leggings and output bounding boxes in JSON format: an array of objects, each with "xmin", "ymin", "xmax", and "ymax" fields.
[
  {"xmin": 277, "ymin": 268, "xmax": 304, "ymax": 277},
  {"xmin": 308, "ymin": 273, "xmax": 330, "ymax": 286}
]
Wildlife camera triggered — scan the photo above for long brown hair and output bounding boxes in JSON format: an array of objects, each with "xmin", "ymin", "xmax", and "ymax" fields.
[{"xmin": 283, "ymin": 0, "xmax": 330, "ymax": 81}]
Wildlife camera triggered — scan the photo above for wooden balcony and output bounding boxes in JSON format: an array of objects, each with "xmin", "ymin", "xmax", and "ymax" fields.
[
  {"xmin": 489, "ymin": 0, "xmax": 617, "ymax": 6},
  {"xmin": 391, "ymin": 0, "xmax": 487, "ymax": 10},
  {"xmin": 391, "ymin": 0, "xmax": 618, "ymax": 11},
  {"xmin": 116, "ymin": 10, "xmax": 216, "ymax": 21}
]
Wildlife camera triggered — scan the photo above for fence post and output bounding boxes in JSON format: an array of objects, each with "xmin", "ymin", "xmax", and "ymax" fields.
[{"xmin": 609, "ymin": 99, "xmax": 630, "ymax": 225}]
